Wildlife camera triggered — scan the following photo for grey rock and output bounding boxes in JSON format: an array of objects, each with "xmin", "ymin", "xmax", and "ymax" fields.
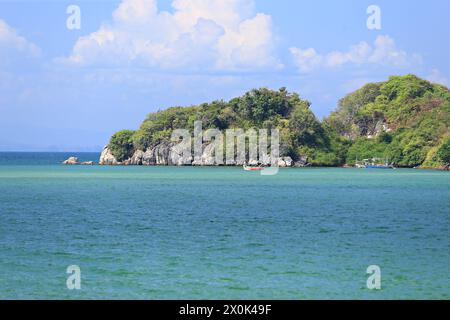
[
  {"xmin": 276, "ymin": 157, "xmax": 293, "ymax": 168},
  {"xmin": 99, "ymin": 146, "xmax": 118, "ymax": 165},
  {"xmin": 248, "ymin": 158, "xmax": 259, "ymax": 166},
  {"xmin": 130, "ymin": 149, "xmax": 144, "ymax": 165},
  {"xmin": 142, "ymin": 148, "xmax": 156, "ymax": 165},
  {"xmin": 63, "ymin": 156, "xmax": 79, "ymax": 165},
  {"xmin": 283, "ymin": 156, "xmax": 293, "ymax": 167},
  {"xmin": 259, "ymin": 153, "xmax": 271, "ymax": 166},
  {"xmin": 170, "ymin": 142, "xmax": 192, "ymax": 165},
  {"xmin": 294, "ymin": 155, "xmax": 309, "ymax": 167},
  {"xmin": 201, "ymin": 143, "xmax": 217, "ymax": 165}
]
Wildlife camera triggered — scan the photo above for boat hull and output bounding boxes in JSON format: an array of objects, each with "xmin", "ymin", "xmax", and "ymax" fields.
[
  {"xmin": 243, "ymin": 166, "xmax": 263, "ymax": 171},
  {"xmin": 365, "ymin": 165, "xmax": 394, "ymax": 169}
]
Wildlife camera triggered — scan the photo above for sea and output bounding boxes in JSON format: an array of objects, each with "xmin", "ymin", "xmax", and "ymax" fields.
[{"xmin": 0, "ymin": 152, "xmax": 448, "ymax": 299}]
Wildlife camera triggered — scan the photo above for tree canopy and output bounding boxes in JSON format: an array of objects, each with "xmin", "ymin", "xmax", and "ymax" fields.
[{"xmin": 108, "ymin": 75, "xmax": 449, "ymax": 168}]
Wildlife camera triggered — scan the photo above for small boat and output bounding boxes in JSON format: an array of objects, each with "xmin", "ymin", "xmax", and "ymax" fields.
[
  {"xmin": 365, "ymin": 164, "xmax": 395, "ymax": 169},
  {"xmin": 355, "ymin": 157, "xmax": 395, "ymax": 169},
  {"xmin": 243, "ymin": 165, "xmax": 264, "ymax": 171}
]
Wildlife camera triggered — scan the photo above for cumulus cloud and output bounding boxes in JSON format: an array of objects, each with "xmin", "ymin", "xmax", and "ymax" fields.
[
  {"xmin": 426, "ymin": 69, "xmax": 449, "ymax": 86},
  {"xmin": 61, "ymin": 0, "xmax": 281, "ymax": 72},
  {"xmin": 0, "ymin": 19, "xmax": 41, "ymax": 63},
  {"xmin": 290, "ymin": 35, "xmax": 421, "ymax": 73}
]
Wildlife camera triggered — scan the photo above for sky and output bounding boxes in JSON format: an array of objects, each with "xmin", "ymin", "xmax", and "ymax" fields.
[{"xmin": 0, "ymin": 0, "xmax": 449, "ymax": 151}]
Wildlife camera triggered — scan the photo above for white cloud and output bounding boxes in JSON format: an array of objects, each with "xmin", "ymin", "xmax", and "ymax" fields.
[
  {"xmin": 426, "ymin": 69, "xmax": 449, "ymax": 86},
  {"xmin": 288, "ymin": 47, "xmax": 322, "ymax": 73},
  {"xmin": 290, "ymin": 35, "xmax": 421, "ymax": 73},
  {"xmin": 0, "ymin": 19, "xmax": 41, "ymax": 62},
  {"xmin": 61, "ymin": 0, "xmax": 280, "ymax": 72}
]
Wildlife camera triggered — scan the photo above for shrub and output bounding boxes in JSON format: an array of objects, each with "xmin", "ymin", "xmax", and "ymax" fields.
[
  {"xmin": 436, "ymin": 137, "xmax": 450, "ymax": 164},
  {"xmin": 109, "ymin": 130, "xmax": 135, "ymax": 162}
]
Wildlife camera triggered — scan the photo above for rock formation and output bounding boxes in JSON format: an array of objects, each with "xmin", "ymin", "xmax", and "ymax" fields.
[
  {"xmin": 99, "ymin": 143, "xmax": 300, "ymax": 167},
  {"xmin": 99, "ymin": 147, "xmax": 119, "ymax": 165},
  {"xmin": 63, "ymin": 157, "xmax": 95, "ymax": 165},
  {"xmin": 62, "ymin": 156, "xmax": 79, "ymax": 165}
]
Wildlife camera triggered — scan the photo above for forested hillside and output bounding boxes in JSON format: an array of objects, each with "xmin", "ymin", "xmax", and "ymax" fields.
[
  {"xmin": 106, "ymin": 75, "xmax": 449, "ymax": 168},
  {"xmin": 325, "ymin": 75, "xmax": 449, "ymax": 168}
]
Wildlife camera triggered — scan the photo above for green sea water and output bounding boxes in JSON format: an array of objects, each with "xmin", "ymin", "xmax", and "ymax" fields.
[{"xmin": 0, "ymin": 153, "xmax": 449, "ymax": 299}]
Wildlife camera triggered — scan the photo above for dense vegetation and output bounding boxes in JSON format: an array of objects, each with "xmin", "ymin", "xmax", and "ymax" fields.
[
  {"xmin": 108, "ymin": 75, "xmax": 449, "ymax": 168},
  {"xmin": 109, "ymin": 130, "xmax": 135, "ymax": 162},
  {"xmin": 325, "ymin": 74, "xmax": 450, "ymax": 168}
]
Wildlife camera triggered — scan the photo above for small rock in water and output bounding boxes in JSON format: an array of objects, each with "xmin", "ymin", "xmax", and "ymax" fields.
[{"xmin": 62, "ymin": 156, "xmax": 79, "ymax": 165}]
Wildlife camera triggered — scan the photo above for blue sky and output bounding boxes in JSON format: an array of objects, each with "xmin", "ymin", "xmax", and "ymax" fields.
[{"xmin": 0, "ymin": 0, "xmax": 449, "ymax": 151}]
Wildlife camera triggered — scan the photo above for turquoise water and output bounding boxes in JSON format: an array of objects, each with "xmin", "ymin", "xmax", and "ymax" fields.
[{"xmin": 0, "ymin": 153, "xmax": 449, "ymax": 299}]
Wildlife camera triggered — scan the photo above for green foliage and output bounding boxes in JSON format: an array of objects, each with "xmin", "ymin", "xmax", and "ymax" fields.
[
  {"xmin": 326, "ymin": 82, "xmax": 382, "ymax": 137},
  {"xmin": 111, "ymin": 87, "xmax": 335, "ymax": 163},
  {"xmin": 234, "ymin": 87, "xmax": 295, "ymax": 124},
  {"xmin": 298, "ymin": 146, "xmax": 341, "ymax": 166},
  {"xmin": 108, "ymin": 75, "xmax": 449, "ymax": 168},
  {"xmin": 346, "ymin": 138, "xmax": 389, "ymax": 165},
  {"xmin": 380, "ymin": 74, "xmax": 433, "ymax": 101},
  {"xmin": 326, "ymin": 74, "xmax": 450, "ymax": 168},
  {"xmin": 289, "ymin": 102, "xmax": 326, "ymax": 147},
  {"xmin": 109, "ymin": 130, "xmax": 135, "ymax": 162},
  {"xmin": 377, "ymin": 132, "xmax": 393, "ymax": 143},
  {"xmin": 436, "ymin": 136, "xmax": 450, "ymax": 164}
]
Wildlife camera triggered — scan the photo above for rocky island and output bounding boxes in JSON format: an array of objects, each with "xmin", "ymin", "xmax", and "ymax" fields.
[
  {"xmin": 100, "ymin": 75, "xmax": 450, "ymax": 169},
  {"xmin": 62, "ymin": 157, "xmax": 94, "ymax": 165}
]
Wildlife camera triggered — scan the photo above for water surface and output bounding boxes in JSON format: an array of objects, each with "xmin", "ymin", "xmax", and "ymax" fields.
[{"xmin": 0, "ymin": 153, "xmax": 448, "ymax": 299}]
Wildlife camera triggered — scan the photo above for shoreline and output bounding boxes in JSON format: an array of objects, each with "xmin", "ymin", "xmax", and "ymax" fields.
[
  {"xmin": 0, "ymin": 152, "xmax": 447, "ymax": 170},
  {"xmin": 66, "ymin": 162, "xmax": 450, "ymax": 171}
]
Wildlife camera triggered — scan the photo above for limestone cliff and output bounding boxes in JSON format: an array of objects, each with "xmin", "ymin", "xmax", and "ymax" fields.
[{"xmin": 99, "ymin": 143, "xmax": 302, "ymax": 167}]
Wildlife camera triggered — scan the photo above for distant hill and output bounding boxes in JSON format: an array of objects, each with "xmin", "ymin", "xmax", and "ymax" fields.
[
  {"xmin": 105, "ymin": 87, "xmax": 345, "ymax": 166},
  {"xmin": 325, "ymin": 74, "xmax": 450, "ymax": 168},
  {"xmin": 103, "ymin": 75, "xmax": 449, "ymax": 169}
]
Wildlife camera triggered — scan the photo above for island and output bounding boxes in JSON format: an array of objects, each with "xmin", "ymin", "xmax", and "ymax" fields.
[{"xmin": 99, "ymin": 75, "xmax": 450, "ymax": 170}]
